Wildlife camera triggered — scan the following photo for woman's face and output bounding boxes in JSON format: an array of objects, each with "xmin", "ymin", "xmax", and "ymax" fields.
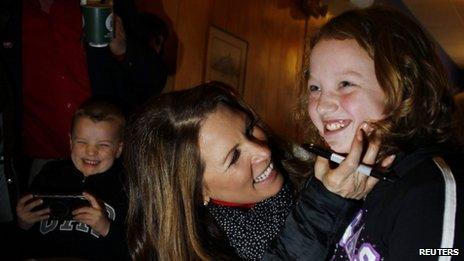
[
  {"xmin": 199, "ymin": 106, "xmax": 284, "ymax": 204},
  {"xmin": 307, "ymin": 39, "xmax": 386, "ymax": 153}
]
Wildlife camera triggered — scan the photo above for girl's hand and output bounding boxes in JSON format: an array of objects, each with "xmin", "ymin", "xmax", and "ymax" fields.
[
  {"xmin": 315, "ymin": 124, "xmax": 395, "ymax": 199},
  {"xmin": 16, "ymin": 194, "xmax": 50, "ymax": 230},
  {"xmin": 72, "ymin": 192, "xmax": 110, "ymax": 236}
]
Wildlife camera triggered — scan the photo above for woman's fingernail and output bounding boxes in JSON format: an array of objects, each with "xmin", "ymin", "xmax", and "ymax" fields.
[
  {"xmin": 388, "ymin": 155, "xmax": 396, "ymax": 164},
  {"xmin": 361, "ymin": 122, "xmax": 374, "ymax": 134},
  {"xmin": 382, "ymin": 155, "xmax": 396, "ymax": 167},
  {"xmin": 357, "ymin": 128, "xmax": 363, "ymax": 141}
]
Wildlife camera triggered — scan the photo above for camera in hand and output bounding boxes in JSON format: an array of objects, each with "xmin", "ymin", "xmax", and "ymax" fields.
[{"xmin": 32, "ymin": 194, "xmax": 90, "ymax": 220}]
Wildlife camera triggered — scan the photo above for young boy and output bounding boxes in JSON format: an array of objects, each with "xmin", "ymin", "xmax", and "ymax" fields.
[{"xmin": 16, "ymin": 99, "xmax": 129, "ymax": 260}]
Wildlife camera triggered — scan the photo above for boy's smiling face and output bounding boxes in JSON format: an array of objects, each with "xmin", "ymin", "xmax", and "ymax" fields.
[{"xmin": 70, "ymin": 117, "xmax": 123, "ymax": 176}]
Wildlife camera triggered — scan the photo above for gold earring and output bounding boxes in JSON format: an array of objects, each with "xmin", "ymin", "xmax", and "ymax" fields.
[{"xmin": 203, "ymin": 198, "xmax": 210, "ymax": 206}]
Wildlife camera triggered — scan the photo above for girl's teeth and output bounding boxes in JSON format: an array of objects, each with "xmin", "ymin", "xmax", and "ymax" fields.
[
  {"xmin": 325, "ymin": 121, "xmax": 346, "ymax": 131},
  {"xmin": 254, "ymin": 163, "xmax": 274, "ymax": 183}
]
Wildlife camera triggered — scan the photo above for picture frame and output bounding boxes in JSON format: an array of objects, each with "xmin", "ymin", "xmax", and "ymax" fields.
[{"xmin": 205, "ymin": 26, "xmax": 248, "ymax": 96}]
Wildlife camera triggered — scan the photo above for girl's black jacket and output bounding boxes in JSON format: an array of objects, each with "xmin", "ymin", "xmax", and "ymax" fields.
[
  {"xmin": 265, "ymin": 146, "xmax": 463, "ymax": 260},
  {"xmin": 264, "ymin": 176, "xmax": 361, "ymax": 260}
]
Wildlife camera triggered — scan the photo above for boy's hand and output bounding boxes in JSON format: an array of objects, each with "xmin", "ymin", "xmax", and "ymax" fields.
[
  {"xmin": 72, "ymin": 192, "xmax": 110, "ymax": 237},
  {"xmin": 16, "ymin": 194, "xmax": 50, "ymax": 230}
]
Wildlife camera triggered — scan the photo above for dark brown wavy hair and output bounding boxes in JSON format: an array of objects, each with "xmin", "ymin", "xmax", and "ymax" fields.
[
  {"xmin": 298, "ymin": 6, "xmax": 456, "ymax": 157},
  {"xmin": 124, "ymin": 82, "xmax": 311, "ymax": 260}
]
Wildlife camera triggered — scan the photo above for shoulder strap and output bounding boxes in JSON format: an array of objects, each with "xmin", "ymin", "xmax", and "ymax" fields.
[{"xmin": 433, "ymin": 157, "xmax": 457, "ymax": 261}]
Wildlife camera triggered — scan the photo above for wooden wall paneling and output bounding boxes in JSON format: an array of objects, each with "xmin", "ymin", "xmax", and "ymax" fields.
[
  {"xmin": 173, "ymin": 0, "xmax": 214, "ymax": 90},
  {"xmin": 266, "ymin": 2, "xmax": 304, "ymax": 140},
  {"xmin": 209, "ymin": 0, "xmax": 306, "ymax": 140},
  {"xmin": 138, "ymin": 0, "xmax": 307, "ymax": 141}
]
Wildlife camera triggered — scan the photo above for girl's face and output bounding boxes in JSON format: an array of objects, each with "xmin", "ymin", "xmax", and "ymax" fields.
[
  {"xmin": 307, "ymin": 39, "xmax": 386, "ymax": 154},
  {"xmin": 199, "ymin": 106, "xmax": 284, "ymax": 204}
]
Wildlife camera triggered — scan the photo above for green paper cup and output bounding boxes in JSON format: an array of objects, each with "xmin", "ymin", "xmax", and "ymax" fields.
[{"xmin": 82, "ymin": 3, "xmax": 113, "ymax": 47}]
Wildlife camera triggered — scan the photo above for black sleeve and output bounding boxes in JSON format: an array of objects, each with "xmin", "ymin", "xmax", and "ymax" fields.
[
  {"xmin": 98, "ymin": 172, "xmax": 130, "ymax": 260},
  {"xmin": 29, "ymin": 162, "xmax": 55, "ymax": 192},
  {"xmin": 117, "ymin": 40, "xmax": 167, "ymax": 106},
  {"xmin": 263, "ymin": 177, "xmax": 360, "ymax": 260},
  {"xmin": 113, "ymin": 0, "xmax": 137, "ymax": 38},
  {"xmin": 86, "ymin": 46, "xmax": 122, "ymax": 99},
  {"xmin": 100, "ymin": 220, "xmax": 130, "ymax": 260},
  {"xmin": 29, "ymin": 161, "xmax": 78, "ymax": 194}
]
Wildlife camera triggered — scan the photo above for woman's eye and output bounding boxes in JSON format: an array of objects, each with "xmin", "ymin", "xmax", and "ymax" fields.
[
  {"xmin": 340, "ymin": 81, "xmax": 355, "ymax": 88},
  {"xmin": 99, "ymin": 144, "xmax": 111, "ymax": 148},
  {"xmin": 308, "ymin": 85, "xmax": 320, "ymax": 92},
  {"xmin": 229, "ymin": 149, "xmax": 241, "ymax": 167}
]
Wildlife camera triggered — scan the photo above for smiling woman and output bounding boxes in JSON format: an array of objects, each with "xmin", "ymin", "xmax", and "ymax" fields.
[
  {"xmin": 200, "ymin": 106, "xmax": 284, "ymax": 205},
  {"xmin": 124, "ymin": 82, "xmax": 302, "ymax": 260},
  {"xmin": 124, "ymin": 81, "xmax": 380, "ymax": 260}
]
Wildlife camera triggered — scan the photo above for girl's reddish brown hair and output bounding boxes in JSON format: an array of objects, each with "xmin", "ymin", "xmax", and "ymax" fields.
[{"xmin": 298, "ymin": 6, "xmax": 455, "ymax": 156}]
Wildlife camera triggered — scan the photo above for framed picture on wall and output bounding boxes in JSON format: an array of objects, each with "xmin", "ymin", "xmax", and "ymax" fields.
[{"xmin": 205, "ymin": 26, "xmax": 248, "ymax": 96}]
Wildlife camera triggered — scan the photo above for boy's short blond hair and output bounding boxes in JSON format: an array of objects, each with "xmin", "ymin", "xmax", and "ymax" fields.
[{"xmin": 71, "ymin": 98, "xmax": 126, "ymax": 139}]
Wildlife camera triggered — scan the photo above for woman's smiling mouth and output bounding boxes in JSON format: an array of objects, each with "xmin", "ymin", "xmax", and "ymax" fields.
[{"xmin": 254, "ymin": 163, "xmax": 274, "ymax": 183}]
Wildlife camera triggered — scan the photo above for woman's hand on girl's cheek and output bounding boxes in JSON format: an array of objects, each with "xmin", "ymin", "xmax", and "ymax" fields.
[{"xmin": 314, "ymin": 125, "xmax": 395, "ymax": 200}]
